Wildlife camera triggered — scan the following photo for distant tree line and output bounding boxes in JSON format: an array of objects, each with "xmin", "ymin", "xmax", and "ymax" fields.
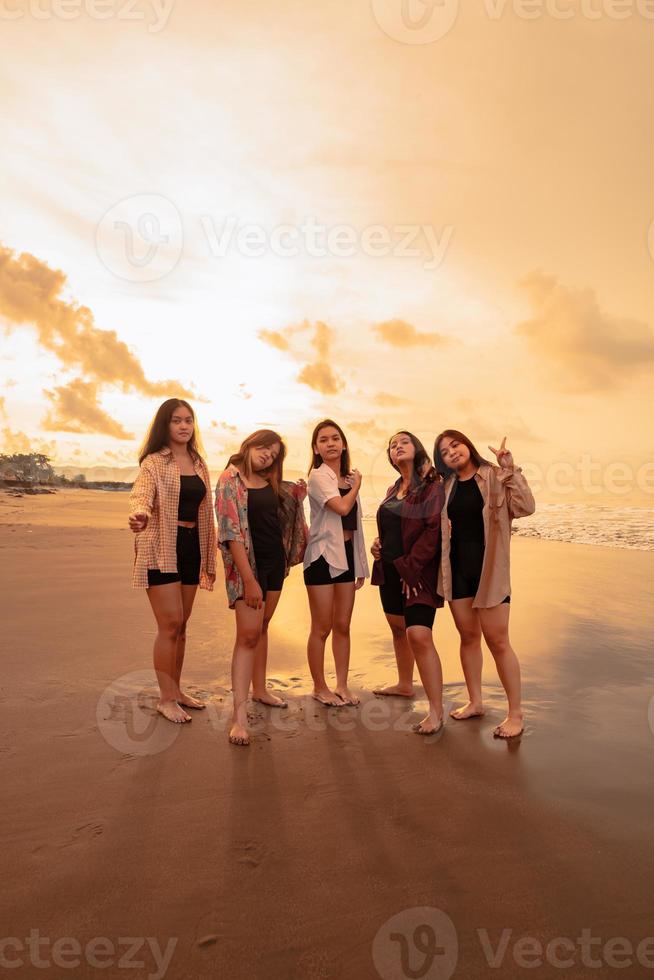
[{"xmin": 0, "ymin": 453, "xmax": 85, "ymax": 485}]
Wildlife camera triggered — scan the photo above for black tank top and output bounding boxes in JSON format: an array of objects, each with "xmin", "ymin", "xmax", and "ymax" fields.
[
  {"xmin": 448, "ymin": 477, "xmax": 484, "ymax": 547},
  {"xmin": 379, "ymin": 494, "xmax": 404, "ymax": 562},
  {"xmin": 339, "ymin": 487, "xmax": 358, "ymax": 531},
  {"xmin": 178, "ymin": 474, "xmax": 206, "ymax": 521},
  {"xmin": 247, "ymin": 484, "xmax": 283, "ymax": 560}
]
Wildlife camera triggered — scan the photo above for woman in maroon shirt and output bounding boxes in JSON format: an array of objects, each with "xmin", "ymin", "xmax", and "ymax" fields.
[{"xmin": 370, "ymin": 431, "xmax": 445, "ymax": 735}]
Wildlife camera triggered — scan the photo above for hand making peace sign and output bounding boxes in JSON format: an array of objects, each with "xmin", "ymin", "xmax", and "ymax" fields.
[{"xmin": 488, "ymin": 436, "xmax": 514, "ymax": 470}]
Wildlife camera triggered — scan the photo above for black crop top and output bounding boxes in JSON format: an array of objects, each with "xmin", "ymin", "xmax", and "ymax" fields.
[
  {"xmin": 339, "ymin": 487, "xmax": 358, "ymax": 531},
  {"xmin": 448, "ymin": 476, "xmax": 484, "ymax": 547},
  {"xmin": 178, "ymin": 474, "xmax": 206, "ymax": 522},
  {"xmin": 379, "ymin": 494, "xmax": 404, "ymax": 562}
]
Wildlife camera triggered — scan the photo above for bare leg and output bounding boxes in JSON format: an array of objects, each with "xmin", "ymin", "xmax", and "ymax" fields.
[
  {"xmin": 479, "ymin": 603, "xmax": 524, "ymax": 738},
  {"xmin": 174, "ymin": 584, "xmax": 204, "ymax": 709},
  {"xmin": 230, "ymin": 601, "xmax": 264, "ymax": 745},
  {"xmin": 332, "ymin": 582, "xmax": 359, "ymax": 705},
  {"xmin": 146, "ymin": 584, "xmax": 190, "ymax": 724},
  {"xmin": 448, "ymin": 598, "xmax": 485, "ymax": 719},
  {"xmin": 305, "ymin": 585, "xmax": 341, "ymax": 705},
  {"xmin": 251, "ymin": 590, "xmax": 287, "ymax": 707},
  {"xmin": 373, "ymin": 613, "xmax": 415, "ymax": 697},
  {"xmin": 406, "ymin": 625, "xmax": 443, "ymax": 734}
]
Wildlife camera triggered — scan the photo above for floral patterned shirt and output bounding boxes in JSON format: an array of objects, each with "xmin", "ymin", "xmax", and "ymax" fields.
[{"xmin": 215, "ymin": 464, "xmax": 307, "ymax": 608}]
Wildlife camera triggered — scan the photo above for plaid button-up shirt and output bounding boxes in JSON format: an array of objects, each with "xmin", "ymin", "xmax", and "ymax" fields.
[
  {"xmin": 129, "ymin": 447, "xmax": 217, "ymax": 590},
  {"xmin": 215, "ymin": 464, "xmax": 308, "ymax": 608}
]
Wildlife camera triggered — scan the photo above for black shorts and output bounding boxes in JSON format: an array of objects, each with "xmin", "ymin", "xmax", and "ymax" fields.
[
  {"xmin": 378, "ymin": 559, "xmax": 436, "ymax": 629},
  {"xmin": 235, "ymin": 548, "xmax": 286, "ymax": 603},
  {"xmin": 304, "ymin": 538, "xmax": 355, "ymax": 586},
  {"xmin": 147, "ymin": 526, "xmax": 201, "ymax": 587},
  {"xmin": 451, "ymin": 542, "xmax": 510, "ymax": 604}
]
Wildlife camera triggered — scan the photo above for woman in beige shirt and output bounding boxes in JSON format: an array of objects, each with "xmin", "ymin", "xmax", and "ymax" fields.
[
  {"xmin": 129, "ymin": 399, "xmax": 217, "ymax": 725},
  {"xmin": 434, "ymin": 429, "xmax": 535, "ymax": 739}
]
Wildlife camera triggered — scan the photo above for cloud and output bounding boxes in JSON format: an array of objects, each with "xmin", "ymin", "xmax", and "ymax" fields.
[
  {"xmin": 516, "ymin": 271, "xmax": 654, "ymax": 391},
  {"xmin": 1, "ymin": 427, "xmax": 32, "ymax": 454},
  {"xmin": 297, "ymin": 322, "xmax": 343, "ymax": 394},
  {"xmin": 298, "ymin": 362, "xmax": 342, "ymax": 395},
  {"xmin": 42, "ymin": 380, "xmax": 134, "ymax": 439},
  {"xmin": 0, "ymin": 244, "xmax": 194, "ymax": 434},
  {"xmin": 258, "ymin": 319, "xmax": 344, "ymax": 395},
  {"xmin": 347, "ymin": 419, "xmax": 387, "ymax": 442},
  {"xmin": 372, "ymin": 391, "xmax": 409, "ymax": 407},
  {"xmin": 258, "ymin": 329, "xmax": 290, "ymax": 351},
  {"xmin": 371, "ymin": 319, "xmax": 450, "ymax": 348},
  {"xmin": 0, "ymin": 396, "xmax": 5, "ymax": 418}
]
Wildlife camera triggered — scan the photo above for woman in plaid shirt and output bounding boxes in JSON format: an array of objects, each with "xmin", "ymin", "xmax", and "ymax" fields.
[
  {"xmin": 215, "ymin": 430, "xmax": 308, "ymax": 746},
  {"xmin": 129, "ymin": 399, "xmax": 217, "ymax": 725}
]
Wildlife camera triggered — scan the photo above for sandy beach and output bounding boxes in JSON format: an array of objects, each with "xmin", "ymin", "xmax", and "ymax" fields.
[{"xmin": 2, "ymin": 489, "xmax": 654, "ymax": 979}]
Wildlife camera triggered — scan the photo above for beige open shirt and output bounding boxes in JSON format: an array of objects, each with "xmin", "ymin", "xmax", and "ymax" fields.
[{"xmin": 438, "ymin": 463, "xmax": 535, "ymax": 609}]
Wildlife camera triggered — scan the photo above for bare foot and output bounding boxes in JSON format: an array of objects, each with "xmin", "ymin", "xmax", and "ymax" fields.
[
  {"xmin": 450, "ymin": 701, "xmax": 485, "ymax": 720},
  {"xmin": 229, "ymin": 722, "xmax": 250, "ymax": 746},
  {"xmin": 372, "ymin": 684, "xmax": 415, "ymax": 698},
  {"xmin": 157, "ymin": 700, "xmax": 191, "ymax": 724},
  {"xmin": 177, "ymin": 691, "xmax": 206, "ymax": 710},
  {"xmin": 311, "ymin": 688, "xmax": 342, "ymax": 707},
  {"xmin": 412, "ymin": 709, "xmax": 443, "ymax": 736},
  {"xmin": 252, "ymin": 692, "xmax": 288, "ymax": 708},
  {"xmin": 493, "ymin": 713, "xmax": 524, "ymax": 739},
  {"xmin": 335, "ymin": 687, "xmax": 360, "ymax": 706}
]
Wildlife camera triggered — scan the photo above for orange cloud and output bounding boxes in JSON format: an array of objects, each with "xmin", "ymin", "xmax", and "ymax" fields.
[
  {"xmin": 43, "ymin": 380, "xmax": 134, "ymax": 439},
  {"xmin": 372, "ymin": 319, "xmax": 449, "ymax": 348},
  {"xmin": 516, "ymin": 271, "xmax": 654, "ymax": 391},
  {"xmin": 0, "ymin": 244, "xmax": 195, "ymax": 434},
  {"xmin": 258, "ymin": 329, "xmax": 290, "ymax": 351},
  {"xmin": 372, "ymin": 391, "xmax": 409, "ymax": 407}
]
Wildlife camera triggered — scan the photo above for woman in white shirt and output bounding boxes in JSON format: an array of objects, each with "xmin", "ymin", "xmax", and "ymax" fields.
[{"xmin": 303, "ymin": 420, "xmax": 369, "ymax": 706}]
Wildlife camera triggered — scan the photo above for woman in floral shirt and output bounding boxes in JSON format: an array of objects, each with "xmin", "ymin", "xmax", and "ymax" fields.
[{"xmin": 215, "ymin": 429, "xmax": 307, "ymax": 746}]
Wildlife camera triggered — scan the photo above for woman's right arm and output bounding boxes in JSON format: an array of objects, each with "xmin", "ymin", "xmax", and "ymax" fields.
[
  {"xmin": 128, "ymin": 460, "xmax": 155, "ymax": 532},
  {"xmin": 227, "ymin": 540, "xmax": 263, "ymax": 609},
  {"xmin": 323, "ymin": 470, "xmax": 362, "ymax": 516},
  {"xmin": 216, "ymin": 474, "xmax": 263, "ymax": 608}
]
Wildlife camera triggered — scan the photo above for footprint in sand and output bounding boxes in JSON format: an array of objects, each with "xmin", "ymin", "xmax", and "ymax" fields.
[
  {"xmin": 32, "ymin": 821, "xmax": 105, "ymax": 854},
  {"xmin": 233, "ymin": 838, "xmax": 267, "ymax": 867}
]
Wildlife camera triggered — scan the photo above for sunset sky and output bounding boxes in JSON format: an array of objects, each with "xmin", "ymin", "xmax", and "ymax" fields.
[{"xmin": 2, "ymin": 0, "xmax": 654, "ymax": 501}]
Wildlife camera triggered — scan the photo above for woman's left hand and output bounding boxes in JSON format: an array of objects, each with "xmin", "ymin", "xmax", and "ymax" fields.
[
  {"xmin": 401, "ymin": 579, "xmax": 422, "ymax": 599},
  {"xmin": 355, "ymin": 577, "xmax": 365, "ymax": 591},
  {"xmin": 488, "ymin": 436, "xmax": 514, "ymax": 469},
  {"xmin": 295, "ymin": 478, "xmax": 308, "ymax": 501}
]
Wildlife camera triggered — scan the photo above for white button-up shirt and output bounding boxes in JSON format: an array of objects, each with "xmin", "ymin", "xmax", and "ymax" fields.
[{"xmin": 303, "ymin": 463, "xmax": 369, "ymax": 579}]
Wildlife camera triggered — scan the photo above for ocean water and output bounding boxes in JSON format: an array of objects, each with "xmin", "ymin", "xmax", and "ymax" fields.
[{"xmin": 358, "ymin": 498, "xmax": 654, "ymax": 552}]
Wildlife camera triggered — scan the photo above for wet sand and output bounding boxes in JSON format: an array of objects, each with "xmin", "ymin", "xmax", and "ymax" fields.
[{"xmin": 2, "ymin": 490, "xmax": 654, "ymax": 979}]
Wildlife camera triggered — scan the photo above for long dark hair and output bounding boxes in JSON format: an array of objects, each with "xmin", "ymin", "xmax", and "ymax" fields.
[
  {"xmin": 139, "ymin": 399, "xmax": 204, "ymax": 465},
  {"xmin": 433, "ymin": 429, "xmax": 490, "ymax": 480},
  {"xmin": 387, "ymin": 431, "xmax": 438, "ymax": 486},
  {"xmin": 308, "ymin": 419, "xmax": 351, "ymax": 477},
  {"xmin": 227, "ymin": 429, "xmax": 286, "ymax": 495}
]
